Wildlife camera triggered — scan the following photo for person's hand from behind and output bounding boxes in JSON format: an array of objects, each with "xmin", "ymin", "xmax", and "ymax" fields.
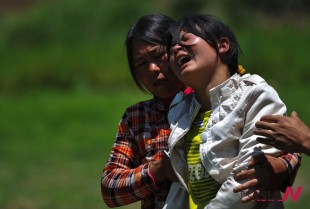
[
  {"xmin": 233, "ymin": 154, "xmax": 288, "ymax": 202},
  {"xmin": 149, "ymin": 151, "xmax": 177, "ymax": 185},
  {"xmin": 254, "ymin": 111, "xmax": 310, "ymax": 155}
]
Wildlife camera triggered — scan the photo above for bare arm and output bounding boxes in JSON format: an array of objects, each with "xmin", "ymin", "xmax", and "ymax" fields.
[
  {"xmin": 233, "ymin": 153, "xmax": 299, "ymax": 202},
  {"xmin": 254, "ymin": 111, "xmax": 310, "ymax": 155}
]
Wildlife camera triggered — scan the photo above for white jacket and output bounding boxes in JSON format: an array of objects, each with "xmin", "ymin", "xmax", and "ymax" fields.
[{"xmin": 164, "ymin": 73, "xmax": 285, "ymax": 209}]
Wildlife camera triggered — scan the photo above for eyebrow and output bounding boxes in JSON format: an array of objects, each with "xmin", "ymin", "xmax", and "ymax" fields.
[{"xmin": 133, "ymin": 46, "xmax": 164, "ymax": 61}]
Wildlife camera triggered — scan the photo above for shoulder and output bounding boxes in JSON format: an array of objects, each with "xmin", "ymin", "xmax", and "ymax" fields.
[
  {"xmin": 240, "ymin": 74, "xmax": 278, "ymax": 95},
  {"xmin": 238, "ymin": 74, "xmax": 285, "ymax": 112},
  {"xmin": 241, "ymin": 73, "xmax": 267, "ymax": 86},
  {"xmin": 126, "ymin": 98, "xmax": 154, "ymax": 110},
  {"xmin": 122, "ymin": 98, "xmax": 155, "ymax": 120}
]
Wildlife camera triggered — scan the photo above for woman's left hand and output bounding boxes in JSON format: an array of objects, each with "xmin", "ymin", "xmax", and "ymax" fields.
[{"xmin": 233, "ymin": 154, "xmax": 288, "ymax": 203}]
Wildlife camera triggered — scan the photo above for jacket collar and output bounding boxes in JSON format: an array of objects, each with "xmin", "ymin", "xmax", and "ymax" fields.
[{"xmin": 169, "ymin": 73, "xmax": 243, "ymax": 113}]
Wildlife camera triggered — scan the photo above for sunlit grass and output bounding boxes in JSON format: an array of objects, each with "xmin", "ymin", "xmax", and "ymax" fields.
[{"xmin": 0, "ymin": 89, "xmax": 148, "ymax": 209}]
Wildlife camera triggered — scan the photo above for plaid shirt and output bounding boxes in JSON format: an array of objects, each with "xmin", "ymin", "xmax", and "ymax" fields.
[
  {"xmin": 102, "ymin": 97, "xmax": 171, "ymax": 209},
  {"xmin": 101, "ymin": 96, "xmax": 301, "ymax": 209}
]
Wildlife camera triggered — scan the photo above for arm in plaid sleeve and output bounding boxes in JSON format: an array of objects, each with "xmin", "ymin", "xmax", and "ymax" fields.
[
  {"xmin": 101, "ymin": 108, "xmax": 160, "ymax": 207},
  {"xmin": 279, "ymin": 152, "xmax": 302, "ymax": 192}
]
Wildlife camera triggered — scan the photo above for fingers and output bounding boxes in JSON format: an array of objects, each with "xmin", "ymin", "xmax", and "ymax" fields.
[
  {"xmin": 240, "ymin": 190, "xmax": 261, "ymax": 203},
  {"xmin": 256, "ymin": 136, "xmax": 286, "ymax": 147},
  {"xmin": 235, "ymin": 154, "xmax": 267, "ymax": 182},
  {"xmin": 259, "ymin": 114, "xmax": 280, "ymax": 123},
  {"xmin": 247, "ymin": 154, "xmax": 268, "ymax": 171},
  {"xmin": 247, "ymin": 157, "xmax": 255, "ymax": 167},
  {"xmin": 235, "ymin": 168, "xmax": 256, "ymax": 181},
  {"xmin": 256, "ymin": 136, "xmax": 273, "ymax": 144},
  {"xmin": 233, "ymin": 178, "xmax": 259, "ymax": 193},
  {"xmin": 255, "ymin": 120, "xmax": 275, "ymax": 131},
  {"xmin": 251, "ymin": 154, "xmax": 269, "ymax": 165},
  {"xmin": 254, "ymin": 122, "xmax": 278, "ymax": 144},
  {"xmin": 258, "ymin": 137, "xmax": 291, "ymax": 153},
  {"xmin": 254, "ymin": 123, "xmax": 276, "ymax": 138},
  {"xmin": 291, "ymin": 111, "xmax": 298, "ymax": 119},
  {"xmin": 291, "ymin": 111, "xmax": 302, "ymax": 123}
]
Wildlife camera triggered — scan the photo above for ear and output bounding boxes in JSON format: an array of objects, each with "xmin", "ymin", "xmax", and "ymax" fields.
[{"xmin": 218, "ymin": 37, "xmax": 230, "ymax": 54}]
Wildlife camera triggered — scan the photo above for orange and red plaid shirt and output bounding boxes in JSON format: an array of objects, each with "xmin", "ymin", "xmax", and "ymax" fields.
[
  {"xmin": 101, "ymin": 95, "xmax": 301, "ymax": 209},
  {"xmin": 101, "ymin": 97, "xmax": 172, "ymax": 209}
]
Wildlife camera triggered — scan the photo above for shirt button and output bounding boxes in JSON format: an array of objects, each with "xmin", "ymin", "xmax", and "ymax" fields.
[
  {"xmin": 209, "ymin": 169, "xmax": 220, "ymax": 175},
  {"xmin": 200, "ymin": 132, "xmax": 208, "ymax": 143}
]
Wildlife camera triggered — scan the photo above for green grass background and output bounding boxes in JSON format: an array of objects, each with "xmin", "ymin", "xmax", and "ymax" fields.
[{"xmin": 0, "ymin": 0, "xmax": 309, "ymax": 208}]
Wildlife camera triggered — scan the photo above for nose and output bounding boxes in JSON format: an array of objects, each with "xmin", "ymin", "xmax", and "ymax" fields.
[
  {"xmin": 171, "ymin": 43, "xmax": 183, "ymax": 56},
  {"xmin": 148, "ymin": 63, "xmax": 160, "ymax": 73}
]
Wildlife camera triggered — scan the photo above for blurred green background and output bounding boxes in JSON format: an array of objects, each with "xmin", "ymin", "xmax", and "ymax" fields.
[{"xmin": 0, "ymin": 0, "xmax": 309, "ymax": 208}]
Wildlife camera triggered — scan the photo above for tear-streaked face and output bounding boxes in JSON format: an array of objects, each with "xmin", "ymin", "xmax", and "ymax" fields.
[
  {"xmin": 169, "ymin": 31, "xmax": 219, "ymax": 89},
  {"xmin": 132, "ymin": 39, "xmax": 184, "ymax": 103}
]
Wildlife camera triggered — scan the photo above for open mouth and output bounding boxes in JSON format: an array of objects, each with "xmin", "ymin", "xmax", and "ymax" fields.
[{"xmin": 177, "ymin": 55, "xmax": 191, "ymax": 68}]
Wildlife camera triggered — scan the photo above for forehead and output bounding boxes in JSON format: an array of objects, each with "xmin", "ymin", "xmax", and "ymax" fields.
[{"xmin": 132, "ymin": 40, "xmax": 164, "ymax": 57}]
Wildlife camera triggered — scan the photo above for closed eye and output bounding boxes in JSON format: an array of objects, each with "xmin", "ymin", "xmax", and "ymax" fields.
[{"xmin": 135, "ymin": 62, "xmax": 146, "ymax": 68}]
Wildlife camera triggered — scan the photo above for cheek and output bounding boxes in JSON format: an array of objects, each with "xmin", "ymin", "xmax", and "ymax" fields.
[
  {"xmin": 169, "ymin": 65, "xmax": 178, "ymax": 77},
  {"xmin": 172, "ymin": 68, "xmax": 180, "ymax": 78},
  {"xmin": 168, "ymin": 57, "xmax": 178, "ymax": 74},
  {"xmin": 166, "ymin": 70, "xmax": 180, "ymax": 83},
  {"xmin": 135, "ymin": 72, "xmax": 149, "ymax": 86}
]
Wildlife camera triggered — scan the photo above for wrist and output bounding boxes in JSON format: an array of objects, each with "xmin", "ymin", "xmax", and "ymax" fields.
[
  {"xmin": 277, "ymin": 157, "xmax": 290, "ymax": 184},
  {"xmin": 149, "ymin": 160, "xmax": 166, "ymax": 185},
  {"xmin": 148, "ymin": 162, "xmax": 157, "ymax": 184}
]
